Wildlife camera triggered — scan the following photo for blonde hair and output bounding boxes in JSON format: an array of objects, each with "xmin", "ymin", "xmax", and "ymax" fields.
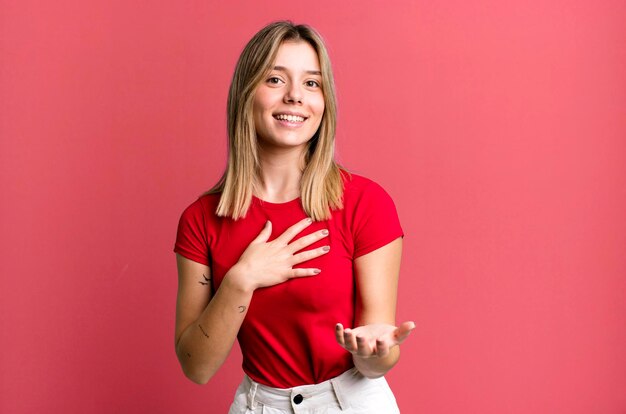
[{"xmin": 208, "ymin": 21, "xmax": 346, "ymax": 221}]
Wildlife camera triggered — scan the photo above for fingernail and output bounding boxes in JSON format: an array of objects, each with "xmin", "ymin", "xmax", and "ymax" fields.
[
  {"xmin": 321, "ymin": 229, "xmax": 329, "ymax": 236},
  {"xmin": 306, "ymin": 217, "xmax": 313, "ymax": 224},
  {"xmin": 313, "ymin": 269, "xmax": 321, "ymax": 274},
  {"xmin": 322, "ymin": 246, "xmax": 330, "ymax": 252}
]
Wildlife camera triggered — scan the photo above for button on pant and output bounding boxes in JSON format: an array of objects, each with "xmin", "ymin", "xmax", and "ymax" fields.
[{"xmin": 227, "ymin": 368, "xmax": 400, "ymax": 413}]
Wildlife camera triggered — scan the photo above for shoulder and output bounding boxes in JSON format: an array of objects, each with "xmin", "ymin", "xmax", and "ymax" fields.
[
  {"xmin": 337, "ymin": 170, "xmax": 403, "ymax": 257},
  {"xmin": 340, "ymin": 170, "xmax": 393, "ymax": 203},
  {"xmin": 179, "ymin": 192, "xmax": 221, "ymax": 222},
  {"xmin": 189, "ymin": 192, "xmax": 221, "ymax": 211}
]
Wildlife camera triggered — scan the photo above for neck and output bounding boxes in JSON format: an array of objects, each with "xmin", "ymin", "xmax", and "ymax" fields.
[{"xmin": 255, "ymin": 145, "xmax": 306, "ymax": 203}]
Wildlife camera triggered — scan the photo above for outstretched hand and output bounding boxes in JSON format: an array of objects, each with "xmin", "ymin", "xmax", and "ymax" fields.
[{"xmin": 335, "ymin": 321, "xmax": 415, "ymax": 358}]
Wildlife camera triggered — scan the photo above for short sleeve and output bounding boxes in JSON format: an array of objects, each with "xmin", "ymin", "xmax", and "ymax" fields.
[
  {"xmin": 174, "ymin": 198, "xmax": 211, "ymax": 266},
  {"xmin": 352, "ymin": 181, "xmax": 404, "ymax": 258}
]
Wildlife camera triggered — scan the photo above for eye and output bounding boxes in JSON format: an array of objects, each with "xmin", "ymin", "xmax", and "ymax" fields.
[
  {"xmin": 305, "ymin": 80, "xmax": 321, "ymax": 88},
  {"xmin": 267, "ymin": 76, "xmax": 284, "ymax": 85}
]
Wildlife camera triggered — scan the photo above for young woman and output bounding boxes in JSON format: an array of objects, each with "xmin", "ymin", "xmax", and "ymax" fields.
[{"xmin": 174, "ymin": 21, "xmax": 415, "ymax": 413}]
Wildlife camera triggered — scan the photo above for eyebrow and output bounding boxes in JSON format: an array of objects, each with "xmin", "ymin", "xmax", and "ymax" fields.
[{"xmin": 272, "ymin": 65, "xmax": 322, "ymax": 76}]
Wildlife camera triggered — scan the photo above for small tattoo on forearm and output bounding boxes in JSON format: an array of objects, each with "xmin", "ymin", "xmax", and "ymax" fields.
[
  {"xmin": 198, "ymin": 274, "xmax": 211, "ymax": 286},
  {"xmin": 238, "ymin": 306, "xmax": 246, "ymax": 313},
  {"xmin": 198, "ymin": 324, "xmax": 209, "ymax": 338}
]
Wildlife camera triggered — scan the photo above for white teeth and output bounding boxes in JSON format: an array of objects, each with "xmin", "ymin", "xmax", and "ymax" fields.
[{"xmin": 275, "ymin": 114, "xmax": 305, "ymax": 122}]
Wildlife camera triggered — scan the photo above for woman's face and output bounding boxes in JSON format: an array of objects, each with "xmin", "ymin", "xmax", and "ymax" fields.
[{"xmin": 252, "ymin": 41, "xmax": 325, "ymax": 152}]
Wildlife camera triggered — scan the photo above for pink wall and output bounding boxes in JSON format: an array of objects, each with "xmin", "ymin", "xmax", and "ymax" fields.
[{"xmin": 1, "ymin": 1, "xmax": 625, "ymax": 412}]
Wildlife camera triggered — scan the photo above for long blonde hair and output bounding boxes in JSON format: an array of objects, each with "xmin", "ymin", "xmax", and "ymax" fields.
[{"xmin": 208, "ymin": 21, "xmax": 346, "ymax": 221}]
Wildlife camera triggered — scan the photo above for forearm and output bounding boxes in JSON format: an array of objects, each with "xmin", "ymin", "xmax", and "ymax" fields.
[
  {"xmin": 353, "ymin": 346, "xmax": 400, "ymax": 379},
  {"xmin": 176, "ymin": 269, "xmax": 253, "ymax": 384}
]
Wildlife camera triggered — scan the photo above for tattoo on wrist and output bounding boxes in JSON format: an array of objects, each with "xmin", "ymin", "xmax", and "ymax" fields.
[
  {"xmin": 238, "ymin": 306, "xmax": 247, "ymax": 313},
  {"xmin": 198, "ymin": 324, "xmax": 210, "ymax": 339},
  {"xmin": 199, "ymin": 274, "xmax": 211, "ymax": 286}
]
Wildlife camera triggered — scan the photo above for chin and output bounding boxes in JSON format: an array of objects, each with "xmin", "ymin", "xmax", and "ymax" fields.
[{"xmin": 260, "ymin": 134, "xmax": 313, "ymax": 149}]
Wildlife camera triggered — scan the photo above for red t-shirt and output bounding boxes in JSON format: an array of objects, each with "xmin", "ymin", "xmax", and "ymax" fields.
[{"xmin": 174, "ymin": 171, "xmax": 403, "ymax": 388}]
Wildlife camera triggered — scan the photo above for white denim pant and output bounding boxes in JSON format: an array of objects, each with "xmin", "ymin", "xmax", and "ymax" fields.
[{"xmin": 228, "ymin": 368, "xmax": 400, "ymax": 413}]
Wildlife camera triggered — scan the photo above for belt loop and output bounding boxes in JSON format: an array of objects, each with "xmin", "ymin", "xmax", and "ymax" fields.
[
  {"xmin": 330, "ymin": 377, "xmax": 349, "ymax": 411},
  {"xmin": 246, "ymin": 377, "xmax": 258, "ymax": 410}
]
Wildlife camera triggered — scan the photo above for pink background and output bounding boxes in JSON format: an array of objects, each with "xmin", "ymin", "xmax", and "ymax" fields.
[{"xmin": 1, "ymin": 1, "xmax": 625, "ymax": 413}]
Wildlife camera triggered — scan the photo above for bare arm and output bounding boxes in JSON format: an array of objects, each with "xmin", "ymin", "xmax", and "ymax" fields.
[
  {"xmin": 175, "ymin": 218, "xmax": 330, "ymax": 384},
  {"xmin": 174, "ymin": 255, "xmax": 252, "ymax": 384},
  {"xmin": 335, "ymin": 237, "xmax": 415, "ymax": 378}
]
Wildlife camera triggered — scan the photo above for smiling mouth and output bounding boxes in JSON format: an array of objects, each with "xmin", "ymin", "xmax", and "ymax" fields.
[{"xmin": 273, "ymin": 114, "xmax": 306, "ymax": 123}]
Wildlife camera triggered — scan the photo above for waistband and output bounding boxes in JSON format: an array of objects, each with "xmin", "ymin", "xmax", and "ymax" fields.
[{"xmin": 244, "ymin": 368, "xmax": 365, "ymax": 411}]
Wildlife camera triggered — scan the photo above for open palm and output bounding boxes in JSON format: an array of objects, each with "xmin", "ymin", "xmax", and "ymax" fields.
[{"xmin": 335, "ymin": 321, "xmax": 415, "ymax": 358}]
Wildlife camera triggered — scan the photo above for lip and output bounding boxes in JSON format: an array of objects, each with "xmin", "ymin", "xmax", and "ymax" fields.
[
  {"xmin": 272, "ymin": 111, "xmax": 309, "ymax": 119},
  {"xmin": 272, "ymin": 111, "xmax": 309, "ymax": 128}
]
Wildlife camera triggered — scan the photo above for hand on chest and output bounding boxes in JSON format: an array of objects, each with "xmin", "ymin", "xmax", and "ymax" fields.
[{"xmin": 211, "ymin": 204, "xmax": 356, "ymax": 311}]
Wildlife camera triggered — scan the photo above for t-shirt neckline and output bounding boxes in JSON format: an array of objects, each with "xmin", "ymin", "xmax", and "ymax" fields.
[{"xmin": 252, "ymin": 195, "xmax": 301, "ymax": 210}]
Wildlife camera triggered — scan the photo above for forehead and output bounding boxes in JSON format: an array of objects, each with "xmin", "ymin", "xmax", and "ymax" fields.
[{"xmin": 272, "ymin": 41, "xmax": 321, "ymax": 71}]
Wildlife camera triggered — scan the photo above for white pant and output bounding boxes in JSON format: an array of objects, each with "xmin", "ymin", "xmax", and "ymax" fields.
[{"xmin": 228, "ymin": 368, "xmax": 400, "ymax": 413}]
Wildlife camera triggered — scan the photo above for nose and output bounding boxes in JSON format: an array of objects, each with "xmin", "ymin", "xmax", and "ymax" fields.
[{"xmin": 284, "ymin": 82, "xmax": 303, "ymax": 104}]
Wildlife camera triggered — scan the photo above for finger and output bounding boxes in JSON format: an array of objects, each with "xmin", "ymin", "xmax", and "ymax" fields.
[
  {"xmin": 343, "ymin": 328, "xmax": 358, "ymax": 353},
  {"xmin": 289, "ymin": 245, "xmax": 330, "ymax": 265},
  {"xmin": 287, "ymin": 228, "xmax": 329, "ymax": 253},
  {"xmin": 288, "ymin": 268, "xmax": 322, "ymax": 278},
  {"xmin": 355, "ymin": 335, "xmax": 372, "ymax": 357},
  {"xmin": 252, "ymin": 220, "xmax": 272, "ymax": 243},
  {"xmin": 393, "ymin": 321, "xmax": 416, "ymax": 344},
  {"xmin": 335, "ymin": 323, "xmax": 345, "ymax": 346},
  {"xmin": 275, "ymin": 217, "xmax": 313, "ymax": 245},
  {"xmin": 375, "ymin": 338, "xmax": 390, "ymax": 358}
]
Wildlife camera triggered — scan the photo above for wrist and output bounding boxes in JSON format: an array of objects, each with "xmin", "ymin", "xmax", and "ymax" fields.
[
  {"xmin": 352, "ymin": 346, "xmax": 399, "ymax": 378},
  {"xmin": 352, "ymin": 356, "xmax": 388, "ymax": 379},
  {"xmin": 224, "ymin": 263, "xmax": 256, "ymax": 294}
]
